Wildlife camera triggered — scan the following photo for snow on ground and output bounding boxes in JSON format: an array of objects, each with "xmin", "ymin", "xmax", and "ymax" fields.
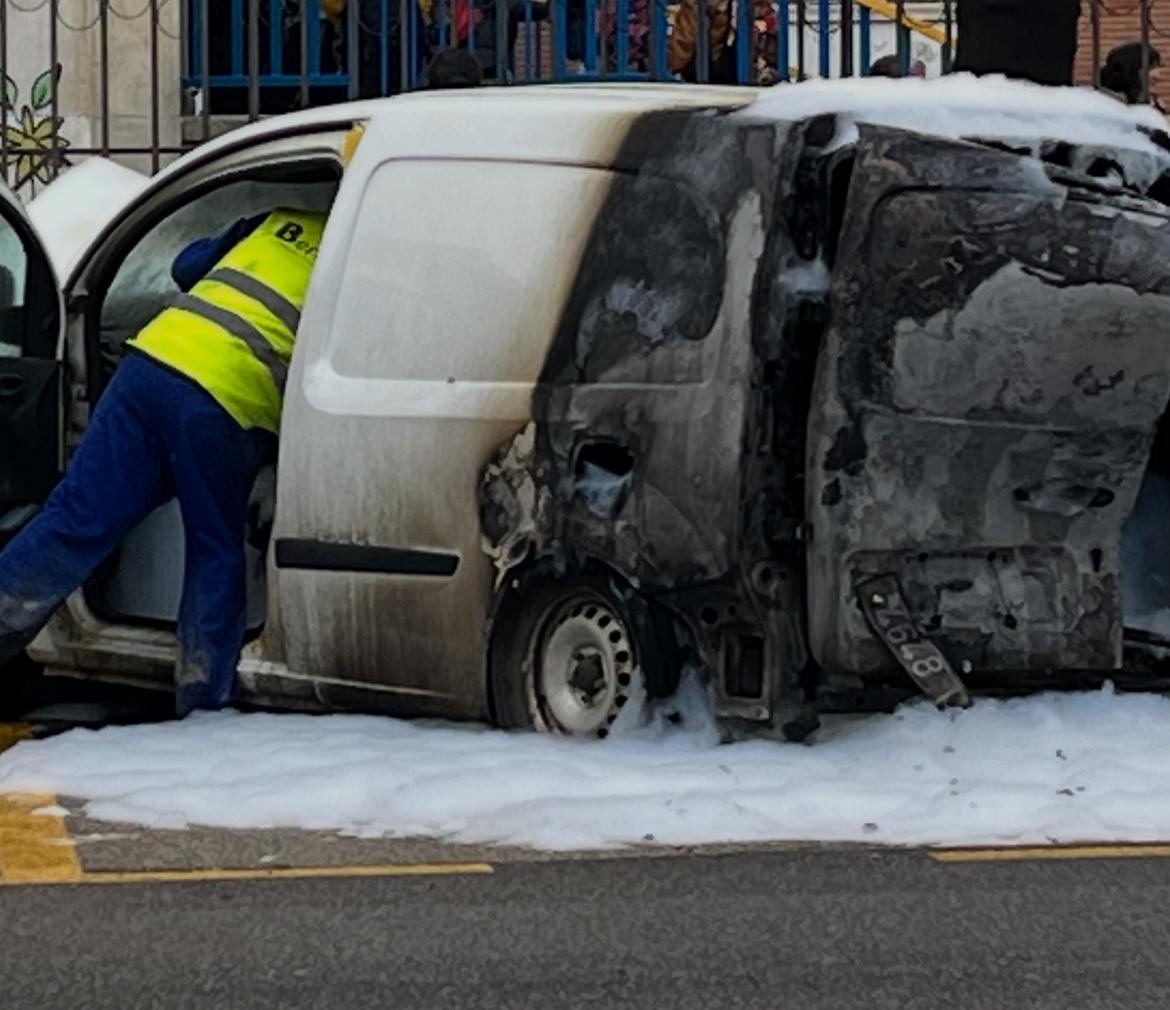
[{"xmin": 4, "ymin": 679, "xmax": 1170, "ymax": 850}]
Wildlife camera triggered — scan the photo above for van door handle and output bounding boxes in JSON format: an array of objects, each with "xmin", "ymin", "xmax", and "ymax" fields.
[{"xmin": 0, "ymin": 373, "xmax": 25, "ymax": 400}]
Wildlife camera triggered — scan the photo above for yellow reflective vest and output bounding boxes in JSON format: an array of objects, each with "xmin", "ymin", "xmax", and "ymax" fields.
[{"xmin": 129, "ymin": 208, "xmax": 326, "ymax": 433}]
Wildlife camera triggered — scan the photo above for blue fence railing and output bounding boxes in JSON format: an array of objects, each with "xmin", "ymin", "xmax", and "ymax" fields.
[
  {"xmin": 8, "ymin": 0, "xmax": 1158, "ymax": 191},
  {"xmin": 181, "ymin": 0, "xmax": 956, "ymax": 112}
]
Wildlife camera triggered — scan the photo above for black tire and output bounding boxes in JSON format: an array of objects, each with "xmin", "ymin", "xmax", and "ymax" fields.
[{"xmin": 489, "ymin": 569, "xmax": 681, "ymax": 737}]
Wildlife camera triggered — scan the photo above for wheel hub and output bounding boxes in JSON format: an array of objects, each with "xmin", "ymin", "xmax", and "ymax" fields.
[{"xmin": 533, "ymin": 595, "xmax": 636, "ymax": 737}]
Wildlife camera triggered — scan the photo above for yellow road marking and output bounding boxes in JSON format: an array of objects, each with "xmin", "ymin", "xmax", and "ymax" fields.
[
  {"xmin": 11, "ymin": 862, "xmax": 496, "ymax": 887},
  {"xmin": 932, "ymin": 844, "xmax": 1170, "ymax": 863},
  {"xmin": 0, "ymin": 791, "xmax": 492, "ymax": 886},
  {"xmin": 0, "ymin": 793, "xmax": 84, "ymax": 884},
  {"xmin": 0, "ymin": 723, "xmax": 33, "ymax": 754}
]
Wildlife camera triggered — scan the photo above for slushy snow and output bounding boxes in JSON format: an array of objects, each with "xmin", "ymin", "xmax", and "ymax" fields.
[{"xmin": 3, "ymin": 680, "xmax": 1170, "ymax": 850}]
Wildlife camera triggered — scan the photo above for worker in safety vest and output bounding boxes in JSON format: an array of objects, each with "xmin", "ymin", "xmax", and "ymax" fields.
[{"xmin": 0, "ymin": 207, "xmax": 327, "ymax": 716}]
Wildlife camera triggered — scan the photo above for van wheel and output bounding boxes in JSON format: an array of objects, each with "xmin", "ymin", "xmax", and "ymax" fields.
[{"xmin": 491, "ymin": 575, "xmax": 670, "ymax": 737}]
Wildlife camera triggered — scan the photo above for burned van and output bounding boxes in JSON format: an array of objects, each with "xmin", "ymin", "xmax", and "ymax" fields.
[{"xmin": 6, "ymin": 80, "xmax": 1170, "ymax": 740}]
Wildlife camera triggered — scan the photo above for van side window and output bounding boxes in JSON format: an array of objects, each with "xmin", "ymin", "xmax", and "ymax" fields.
[{"xmin": 327, "ymin": 160, "xmax": 716, "ymax": 386}]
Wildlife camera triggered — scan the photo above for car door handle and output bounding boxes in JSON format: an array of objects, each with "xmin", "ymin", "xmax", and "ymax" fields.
[{"xmin": 0, "ymin": 373, "xmax": 25, "ymax": 400}]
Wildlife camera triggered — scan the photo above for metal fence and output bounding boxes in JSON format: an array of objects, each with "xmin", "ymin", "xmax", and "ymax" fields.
[
  {"xmin": 181, "ymin": 0, "xmax": 953, "ymax": 103},
  {"xmin": 0, "ymin": 0, "xmax": 1163, "ymax": 195}
]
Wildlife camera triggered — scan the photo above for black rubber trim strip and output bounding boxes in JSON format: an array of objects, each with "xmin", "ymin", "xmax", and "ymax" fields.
[{"xmin": 274, "ymin": 538, "xmax": 459, "ymax": 577}]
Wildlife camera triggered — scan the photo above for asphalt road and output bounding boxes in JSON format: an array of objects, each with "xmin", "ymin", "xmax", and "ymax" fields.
[{"xmin": 3, "ymin": 845, "xmax": 1170, "ymax": 1009}]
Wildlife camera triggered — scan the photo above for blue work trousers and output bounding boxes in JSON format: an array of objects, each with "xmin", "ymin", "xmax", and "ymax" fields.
[{"xmin": 0, "ymin": 353, "xmax": 276, "ymax": 716}]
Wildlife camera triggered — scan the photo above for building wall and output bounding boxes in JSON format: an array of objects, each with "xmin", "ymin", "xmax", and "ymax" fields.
[{"xmin": 2, "ymin": 0, "xmax": 181, "ymax": 197}]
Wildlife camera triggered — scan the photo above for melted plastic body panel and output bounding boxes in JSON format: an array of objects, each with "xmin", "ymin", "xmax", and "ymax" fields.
[{"xmin": 806, "ymin": 126, "xmax": 1170, "ymax": 681}]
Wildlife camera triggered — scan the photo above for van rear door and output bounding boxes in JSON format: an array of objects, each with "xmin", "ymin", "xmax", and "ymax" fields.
[
  {"xmin": 805, "ymin": 125, "xmax": 1170, "ymax": 681},
  {"xmin": 0, "ymin": 183, "xmax": 63, "ymax": 548}
]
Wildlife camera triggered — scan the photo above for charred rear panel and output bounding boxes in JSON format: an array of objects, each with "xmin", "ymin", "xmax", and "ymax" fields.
[
  {"xmin": 480, "ymin": 109, "xmax": 827, "ymax": 724},
  {"xmin": 807, "ymin": 126, "xmax": 1170, "ymax": 679},
  {"xmin": 483, "ymin": 110, "xmax": 789, "ymax": 586}
]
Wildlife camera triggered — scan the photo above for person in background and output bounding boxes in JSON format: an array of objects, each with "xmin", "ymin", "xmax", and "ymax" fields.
[
  {"xmin": 311, "ymin": 0, "xmax": 431, "ymax": 97},
  {"xmin": 668, "ymin": 0, "xmax": 734, "ymax": 82},
  {"xmin": 868, "ymin": 54, "xmax": 900, "ymax": 76},
  {"xmin": 564, "ymin": 0, "xmax": 588, "ymax": 69},
  {"xmin": 602, "ymin": 0, "xmax": 651, "ymax": 72},
  {"xmin": 423, "ymin": 46, "xmax": 485, "ymax": 87},
  {"xmin": 0, "ymin": 208, "xmax": 326, "ymax": 717},
  {"xmin": 431, "ymin": 0, "xmax": 548, "ymax": 81},
  {"xmin": 868, "ymin": 53, "xmax": 926, "ymax": 77},
  {"xmin": 1100, "ymin": 41, "xmax": 1164, "ymax": 110},
  {"xmin": 667, "ymin": 0, "xmax": 776, "ymax": 84}
]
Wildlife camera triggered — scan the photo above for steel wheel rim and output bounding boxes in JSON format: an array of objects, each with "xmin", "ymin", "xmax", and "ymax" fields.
[{"xmin": 530, "ymin": 592, "xmax": 636, "ymax": 737}]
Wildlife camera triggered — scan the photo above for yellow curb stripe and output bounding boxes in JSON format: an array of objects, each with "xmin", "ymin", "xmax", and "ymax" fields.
[
  {"xmin": 0, "ymin": 792, "xmax": 84, "ymax": 884},
  {"xmin": 6, "ymin": 862, "xmax": 496, "ymax": 887},
  {"xmin": 932, "ymin": 844, "xmax": 1170, "ymax": 863},
  {"xmin": 0, "ymin": 791, "xmax": 492, "ymax": 886}
]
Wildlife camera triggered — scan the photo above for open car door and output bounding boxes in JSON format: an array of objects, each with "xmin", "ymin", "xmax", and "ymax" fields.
[
  {"xmin": 806, "ymin": 125, "xmax": 1170, "ymax": 684},
  {"xmin": 0, "ymin": 182, "xmax": 63, "ymax": 550}
]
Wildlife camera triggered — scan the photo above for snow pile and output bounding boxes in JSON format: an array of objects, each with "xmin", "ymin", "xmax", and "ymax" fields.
[
  {"xmin": 5, "ymin": 682, "xmax": 1170, "ymax": 850},
  {"xmin": 745, "ymin": 74, "xmax": 1170, "ymax": 156}
]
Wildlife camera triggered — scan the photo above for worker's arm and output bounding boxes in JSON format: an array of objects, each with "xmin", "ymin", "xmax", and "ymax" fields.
[{"xmin": 171, "ymin": 213, "xmax": 267, "ymax": 292}]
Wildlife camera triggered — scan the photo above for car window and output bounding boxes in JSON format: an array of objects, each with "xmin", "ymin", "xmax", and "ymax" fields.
[{"xmin": 0, "ymin": 213, "xmax": 29, "ymax": 358}]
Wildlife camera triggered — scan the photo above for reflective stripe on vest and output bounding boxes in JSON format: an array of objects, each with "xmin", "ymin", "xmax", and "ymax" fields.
[
  {"xmin": 127, "ymin": 208, "xmax": 326, "ymax": 432},
  {"xmin": 204, "ymin": 266, "xmax": 302, "ymax": 336},
  {"xmin": 173, "ymin": 292, "xmax": 290, "ymax": 393},
  {"xmin": 167, "ymin": 254, "xmax": 312, "ymax": 395}
]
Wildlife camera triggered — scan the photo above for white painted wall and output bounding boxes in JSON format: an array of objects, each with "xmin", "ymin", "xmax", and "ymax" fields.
[{"xmin": 2, "ymin": 0, "xmax": 182, "ymax": 196}]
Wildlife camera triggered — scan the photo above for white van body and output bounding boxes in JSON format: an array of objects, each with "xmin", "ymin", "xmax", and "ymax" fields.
[{"xmin": 4, "ymin": 81, "xmax": 1170, "ymax": 739}]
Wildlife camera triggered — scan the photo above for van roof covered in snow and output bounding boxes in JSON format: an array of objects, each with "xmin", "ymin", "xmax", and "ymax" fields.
[{"xmin": 743, "ymin": 74, "xmax": 1170, "ymax": 157}]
